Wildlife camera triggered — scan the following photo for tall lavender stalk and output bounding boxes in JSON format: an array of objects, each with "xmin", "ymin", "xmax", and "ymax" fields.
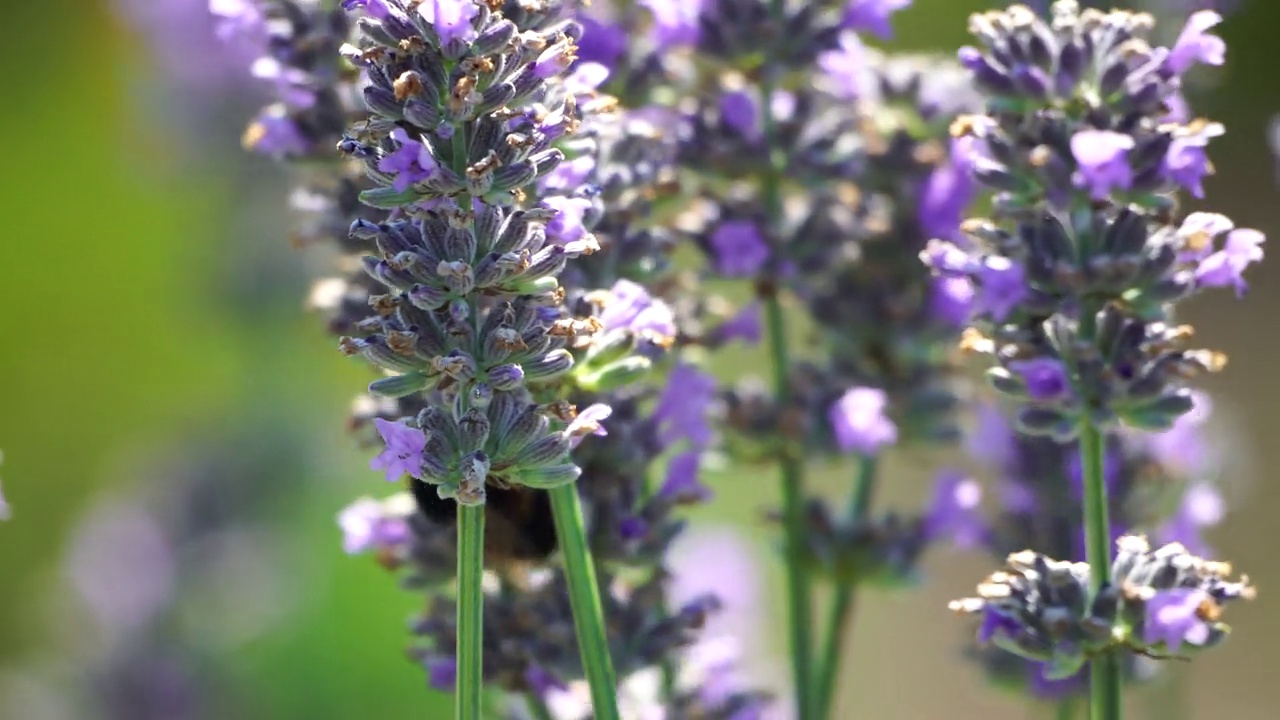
[{"xmin": 931, "ymin": 3, "xmax": 1259, "ymax": 715}]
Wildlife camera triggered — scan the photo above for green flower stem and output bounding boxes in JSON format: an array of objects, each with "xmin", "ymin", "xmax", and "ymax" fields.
[
  {"xmin": 757, "ymin": 1, "xmax": 814, "ymax": 712},
  {"xmin": 456, "ymin": 504, "xmax": 486, "ymax": 720},
  {"xmin": 1079, "ymin": 421, "xmax": 1122, "ymax": 720},
  {"xmin": 813, "ymin": 455, "xmax": 879, "ymax": 720},
  {"xmin": 1056, "ymin": 696, "xmax": 1080, "ymax": 720},
  {"xmin": 549, "ymin": 484, "xmax": 621, "ymax": 720}
]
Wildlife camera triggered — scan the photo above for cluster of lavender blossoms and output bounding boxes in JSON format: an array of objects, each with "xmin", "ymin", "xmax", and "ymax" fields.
[
  {"xmin": 207, "ymin": 0, "xmax": 1266, "ymax": 717},
  {"xmin": 927, "ymin": 1, "xmax": 1259, "ymax": 713}
]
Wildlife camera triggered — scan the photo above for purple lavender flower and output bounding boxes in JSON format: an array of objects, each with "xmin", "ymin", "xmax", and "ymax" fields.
[
  {"xmin": 378, "ymin": 129, "xmax": 439, "ymax": 192},
  {"xmin": 576, "ymin": 16, "xmax": 627, "ymax": 67},
  {"xmin": 709, "ymin": 220, "xmax": 770, "ymax": 277},
  {"xmin": 1165, "ymin": 11, "xmax": 1226, "ymax": 75},
  {"xmin": 639, "ymin": 0, "xmax": 703, "ymax": 49},
  {"xmin": 923, "ymin": 470, "xmax": 986, "ymax": 548},
  {"xmin": 929, "ymin": 276, "xmax": 974, "ymax": 327},
  {"xmin": 566, "ymin": 404, "xmax": 614, "ymax": 447},
  {"xmin": 716, "ymin": 301, "xmax": 763, "ymax": 345},
  {"xmin": 974, "ymin": 256, "xmax": 1028, "ymax": 321},
  {"xmin": 1009, "ymin": 358, "xmax": 1069, "ymax": 400},
  {"xmin": 919, "ymin": 142, "xmax": 977, "ymax": 241},
  {"xmin": 338, "ymin": 496, "xmax": 411, "ymax": 555},
  {"xmin": 652, "ymin": 364, "xmax": 717, "ymax": 449},
  {"xmin": 1164, "ymin": 123, "xmax": 1224, "ymax": 198},
  {"xmin": 370, "ymin": 418, "xmax": 427, "ymax": 481},
  {"xmin": 840, "ymin": 0, "xmax": 912, "ymax": 39},
  {"xmin": 428, "ymin": 656, "xmax": 458, "ymax": 689},
  {"xmin": 341, "ymin": 0, "xmax": 390, "ymax": 18},
  {"xmin": 659, "ymin": 451, "xmax": 713, "ymax": 503},
  {"xmin": 829, "ymin": 387, "xmax": 898, "ymax": 455},
  {"xmin": 418, "ymin": 0, "xmax": 480, "ymax": 46},
  {"xmin": 244, "ymin": 105, "xmax": 309, "ymax": 156},
  {"xmin": 1194, "ymin": 228, "xmax": 1265, "ymax": 296},
  {"xmin": 818, "ymin": 32, "xmax": 869, "ymax": 100},
  {"xmin": 598, "ymin": 279, "xmax": 678, "ymax": 340},
  {"xmin": 1070, "ymin": 130, "xmax": 1135, "ymax": 199},
  {"xmin": 533, "ymin": 37, "xmax": 579, "ymax": 79},
  {"xmin": 720, "ymin": 91, "xmax": 761, "ymax": 143},
  {"xmin": 544, "ymin": 195, "xmax": 595, "ymax": 246},
  {"xmin": 1143, "ymin": 588, "xmax": 1213, "ymax": 652}
]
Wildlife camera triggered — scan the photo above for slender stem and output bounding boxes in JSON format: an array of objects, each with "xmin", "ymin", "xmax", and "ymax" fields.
[
  {"xmin": 526, "ymin": 693, "xmax": 556, "ymax": 720},
  {"xmin": 1079, "ymin": 422, "xmax": 1122, "ymax": 720},
  {"xmin": 548, "ymin": 484, "xmax": 620, "ymax": 720},
  {"xmin": 1055, "ymin": 697, "xmax": 1079, "ymax": 720},
  {"xmin": 456, "ymin": 505, "xmax": 486, "ymax": 720},
  {"xmin": 813, "ymin": 455, "xmax": 878, "ymax": 720}
]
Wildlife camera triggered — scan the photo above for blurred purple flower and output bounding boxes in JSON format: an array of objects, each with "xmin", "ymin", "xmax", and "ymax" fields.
[
  {"xmin": 720, "ymin": 91, "xmax": 762, "ymax": 143},
  {"xmin": 919, "ymin": 141, "xmax": 977, "ymax": 241},
  {"xmin": 1165, "ymin": 11, "xmax": 1226, "ymax": 75},
  {"xmin": 1195, "ymin": 228, "xmax": 1265, "ymax": 296},
  {"xmin": 244, "ymin": 105, "xmax": 309, "ymax": 156},
  {"xmin": 428, "ymin": 656, "xmax": 457, "ymax": 689},
  {"xmin": 598, "ymin": 279, "xmax": 677, "ymax": 340},
  {"xmin": 1009, "ymin": 358, "xmax": 1069, "ymax": 400},
  {"xmin": 1144, "ymin": 588, "xmax": 1213, "ymax": 652},
  {"xmin": 541, "ymin": 155, "xmax": 596, "ymax": 193},
  {"xmin": 841, "ymin": 0, "xmax": 912, "ymax": 39},
  {"xmin": 966, "ymin": 402, "xmax": 1015, "ymax": 469},
  {"xmin": 341, "ymin": 0, "xmax": 390, "ymax": 18},
  {"xmin": 209, "ymin": 0, "xmax": 265, "ymax": 42},
  {"xmin": 67, "ymin": 501, "xmax": 175, "ymax": 634},
  {"xmin": 576, "ymin": 16, "xmax": 627, "ymax": 67},
  {"xmin": 974, "ymin": 256, "xmax": 1028, "ymax": 321},
  {"xmin": 653, "ymin": 364, "xmax": 718, "ymax": 449},
  {"xmin": 337, "ymin": 497, "xmax": 410, "ymax": 555},
  {"xmin": 1070, "ymin": 130, "xmax": 1134, "ymax": 199},
  {"xmin": 659, "ymin": 451, "xmax": 713, "ymax": 503},
  {"xmin": 250, "ymin": 57, "xmax": 316, "ymax": 108},
  {"xmin": 1144, "ymin": 389, "xmax": 1213, "ymax": 476},
  {"xmin": 829, "ymin": 387, "xmax": 898, "ymax": 455},
  {"xmin": 370, "ymin": 418, "xmax": 427, "ymax": 481},
  {"xmin": 929, "ymin": 275, "xmax": 974, "ymax": 327},
  {"xmin": 818, "ymin": 32, "xmax": 869, "ymax": 100},
  {"xmin": 710, "ymin": 220, "xmax": 770, "ymax": 277},
  {"xmin": 923, "ymin": 470, "xmax": 986, "ymax": 548},
  {"xmin": 639, "ymin": 0, "xmax": 704, "ymax": 49},
  {"xmin": 544, "ymin": 195, "xmax": 594, "ymax": 246},
  {"xmin": 716, "ymin": 301, "xmax": 763, "ymax": 345},
  {"xmin": 418, "ymin": 0, "xmax": 480, "ymax": 46}
]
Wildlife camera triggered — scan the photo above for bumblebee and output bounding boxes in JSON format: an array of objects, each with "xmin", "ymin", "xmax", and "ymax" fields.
[{"xmin": 409, "ymin": 478, "xmax": 559, "ymax": 565}]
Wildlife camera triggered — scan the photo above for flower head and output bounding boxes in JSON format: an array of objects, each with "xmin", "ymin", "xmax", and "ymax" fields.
[
  {"xmin": 818, "ymin": 32, "xmax": 869, "ymax": 100},
  {"xmin": 719, "ymin": 91, "xmax": 761, "ymax": 143},
  {"xmin": 370, "ymin": 417, "xmax": 427, "ymax": 481},
  {"xmin": 829, "ymin": 387, "xmax": 898, "ymax": 455},
  {"xmin": 544, "ymin": 195, "xmax": 594, "ymax": 246},
  {"xmin": 566, "ymin": 404, "xmax": 613, "ymax": 448},
  {"xmin": 597, "ymin": 279, "xmax": 677, "ymax": 341},
  {"xmin": 639, "ymin": 0, "xmax": 703, "ymax": 49},
  {"xmin": 974, "ymin": 256, "xmax": 1028, "ymax": 321}
]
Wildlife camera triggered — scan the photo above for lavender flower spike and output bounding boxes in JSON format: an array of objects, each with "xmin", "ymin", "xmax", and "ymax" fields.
[{"xmin": 829, "ymin": 387, "xmax": 898, "ymax": 456}]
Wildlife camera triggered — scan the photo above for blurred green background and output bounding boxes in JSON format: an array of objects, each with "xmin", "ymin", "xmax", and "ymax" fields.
[{"xmin": 1, "ymin": 0, "xmax": 1277, "ymax": 718}]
